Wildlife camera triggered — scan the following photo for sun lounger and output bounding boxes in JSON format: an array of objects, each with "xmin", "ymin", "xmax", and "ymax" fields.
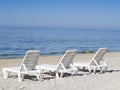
[
  {"xmin": 74, "ymin": 48, "xmax": 108, "ymax": 74},
  {"xmin": 2, "ymin": 50, "xmax": 41, "ymax": 81},
  {"xmin": 36, "ymin": 49, "xmax": 77, "ymax": 78}
]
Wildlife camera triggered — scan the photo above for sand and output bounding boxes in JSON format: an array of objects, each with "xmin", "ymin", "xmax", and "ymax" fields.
[{"xmin": 0, "ymin": 52, "xmax": 120, "ymax": 90}]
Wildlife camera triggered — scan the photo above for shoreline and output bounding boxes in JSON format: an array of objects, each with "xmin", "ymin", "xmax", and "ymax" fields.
[{"xmin": 0, "ymin": 50, "xmax": 119, "ymax": 59}]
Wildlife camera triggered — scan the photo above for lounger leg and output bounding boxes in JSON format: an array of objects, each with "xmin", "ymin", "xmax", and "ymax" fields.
[
  {"xmin": 101, "ymin": 66, "xmax": 107, "ymax": 73},
  {"xmin": 3, "ymin": 69, "xmax": 10, "ymax": 79},
  {"xmin": 36, "ymin": 71, "xmax": 42, "ymax": 80},
  {"xmin": 93, "ymin": 67, "xmax": 97, "ymax": 74},
  {"xmin": 99, "ymin": 67, "xmax": 103, "ymax": 73},
  {"xmin": 71, "ymin": 71, "xmax": 77, "ymax": 77},
  {"xmin": 88, "ymin": 66, "xmax": 92, "ymax": 74},
  {"xmin": 36, "ymin": 69, "xmax": 40, "ymax": 80},
  {"xmin": 36, "ymin": 74, "xmax": 40, "ymax": 80},
  {"xmin": 18, "ymin": 73, "xmax": 22, "ymax": 82},
  {"xmin": 40, "ymin": 70, "xmax": 44, "ymax": 80},
  {"xmin": 60, "ymin": 72, "xmax": 64, "ymax": 78},
  {"xmin": 55, "ymin": 72, "xmax": 59, "ymax": 78},
  {"xmin": 21, "ymin": 74, "xmax": 25, "ymax": 81},
  {"xmin": 74, "ymin": 70, "xmax": 78, "ymax": 76}
]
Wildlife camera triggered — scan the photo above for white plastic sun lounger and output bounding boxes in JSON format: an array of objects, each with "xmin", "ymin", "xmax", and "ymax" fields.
[
  {"xmin": 36, "ymin": 49, "xmax": 77, "ymax": 78},
  {"xmin": 74, "ymin": 48, "xmax": 108, "ymax": 74},
  {"xmin": 2, "ymin": 50, "xmax": 41, "ymax": 81}
]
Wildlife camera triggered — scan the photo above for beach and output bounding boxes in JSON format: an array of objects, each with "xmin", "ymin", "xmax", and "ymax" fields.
[
  {"xmin": 0, "ymin": 0, "xmax": 120, "ymax": 90},
  {"xmin": 0, "ymin": 52, "xmax": 120, "ymax": 90}
]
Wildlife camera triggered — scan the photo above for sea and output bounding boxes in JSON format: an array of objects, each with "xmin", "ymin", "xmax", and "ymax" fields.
[{"xmin": 0, "ymin": 28, "xmax": 120, "ymax": 58}]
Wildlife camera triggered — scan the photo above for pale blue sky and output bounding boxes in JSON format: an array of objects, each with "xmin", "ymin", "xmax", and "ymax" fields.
[{"xmin": 0, "ymin": 0, "xmax": 120, "ymax": 29}]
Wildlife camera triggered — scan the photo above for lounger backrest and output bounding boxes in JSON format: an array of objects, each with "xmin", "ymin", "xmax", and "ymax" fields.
[
  {"xmin": 20, "ymin": 50, "xmax": 40, "ymax": 72},
  {"xmin": 57, "ymin": 50, "xmax": 77, "ymax": 70},
  {"xmin": 89, "ymin": 48, "xmax": 107, "ymax": 66}
]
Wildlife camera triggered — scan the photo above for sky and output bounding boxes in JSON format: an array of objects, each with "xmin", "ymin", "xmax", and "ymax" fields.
[{"xmin": 0, "ymin": 0, "xmax": 120, "ymax": 29}]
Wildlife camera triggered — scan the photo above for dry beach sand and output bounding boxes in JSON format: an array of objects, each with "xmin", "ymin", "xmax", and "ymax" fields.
[{"xmin": 0, "ymin": 52, "xmax": 120, "ymax": 90}]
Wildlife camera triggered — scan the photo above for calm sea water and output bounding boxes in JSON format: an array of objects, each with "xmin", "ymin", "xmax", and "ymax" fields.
[{"xmin": 0, "ymin": 28, "xmax": 120, "ymax": 58}]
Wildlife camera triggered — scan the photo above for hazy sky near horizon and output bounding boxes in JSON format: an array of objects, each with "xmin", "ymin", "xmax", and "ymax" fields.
[{"xmin": 0, "ymin": 0, "xmax": 120, "ymax": 29}]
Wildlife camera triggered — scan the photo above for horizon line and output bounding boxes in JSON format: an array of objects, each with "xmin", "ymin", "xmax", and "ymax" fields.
[{"xmin": 0, "ymin": 25, "xmax": 120, "ymax": 30}]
